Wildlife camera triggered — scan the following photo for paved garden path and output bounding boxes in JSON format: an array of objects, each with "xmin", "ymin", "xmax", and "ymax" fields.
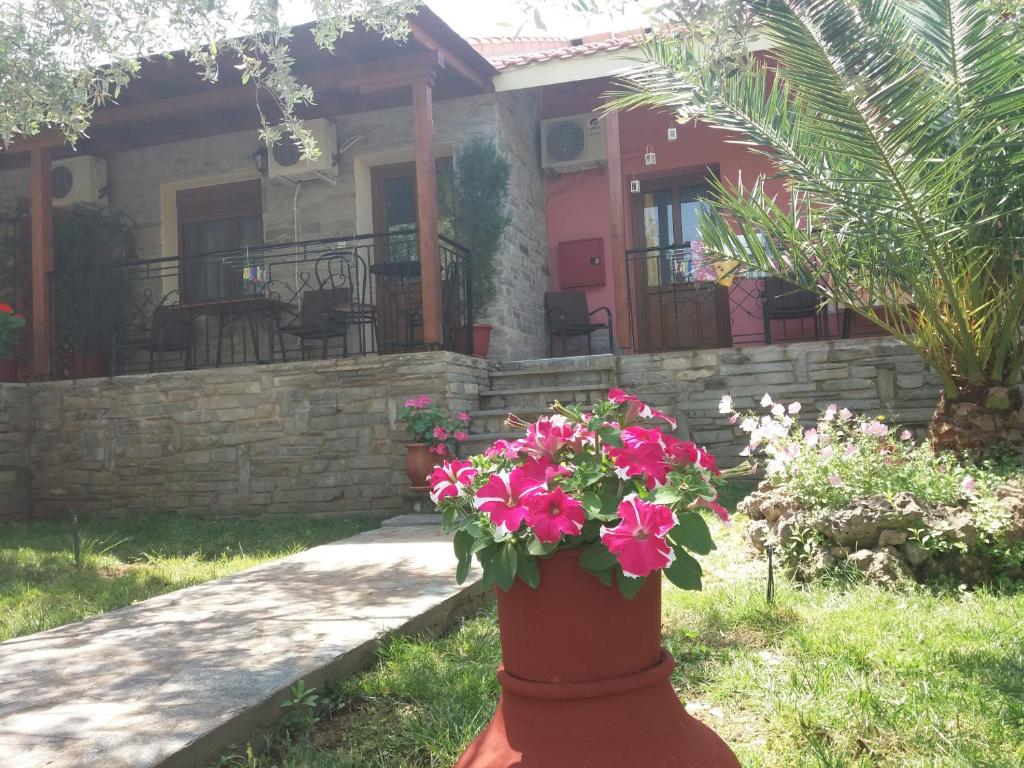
[{"xmin": 0, "ymin": 524, "xmax": 485, "ymax": 768}]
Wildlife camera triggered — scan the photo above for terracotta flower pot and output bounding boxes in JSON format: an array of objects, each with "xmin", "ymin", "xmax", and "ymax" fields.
[
  {"xmin": 405, "ymin": 442, "xmax": 439, "ymax": 492},
  {"xmin": 453, "ymin": 324, "xmax": 493, "ymax": 358},
  {"xmin": 456, "ymin": 551, "xmax": 741, "ymax": 768},
  {"xmin": 0, "ymin": 358, "xmax": 18, "ymax": 382}
]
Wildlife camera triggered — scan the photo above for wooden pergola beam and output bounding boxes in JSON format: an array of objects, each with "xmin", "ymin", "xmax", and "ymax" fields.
[
  {"xmin": 408, "ymin": 18, "xmax": 493, "ymax": 92},
  {"xmin": 29, "ymin": 146, "xmax": 54, "ymax": 379},
  {"xmin": 413, "ymin": 78, "xmax": 443, "ymax": 349}
]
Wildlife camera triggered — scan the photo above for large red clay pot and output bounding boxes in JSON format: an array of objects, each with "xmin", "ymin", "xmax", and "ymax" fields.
[
  {"xmin": 456, "ymin": 551, "xmax": 741, "ymax": 768},
  {"xmin": 404, "ymin": 443, "xmax": 438, "ymax": 492}
]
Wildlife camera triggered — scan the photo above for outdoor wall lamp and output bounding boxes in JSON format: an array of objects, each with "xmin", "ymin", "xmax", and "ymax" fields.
[{"xmin": 251, "ymin": 146, "xmax": 269, "ymax": 175}]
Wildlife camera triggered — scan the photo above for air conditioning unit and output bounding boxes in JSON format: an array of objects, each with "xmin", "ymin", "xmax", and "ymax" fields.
[
  {"xmin": 541, "ymin": 113, "xmax": 607, "ymax": 173},
  {"xmin": 268, "ymin": 118, "xmax": 338, "ymax": 181},
  {"xmin": 51, "ymin": 155, "xmax": 108, "ymax": 207}
]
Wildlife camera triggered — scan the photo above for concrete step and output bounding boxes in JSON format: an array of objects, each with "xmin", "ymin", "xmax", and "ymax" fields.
[
  {"xmin": 480, "ymin": 384, "xmax": 609, "ymax": 411},
  {"xmin": 490, "ymin": 354, "xmax": 616, "ymax": 374},
  {"xmin": 469, "ymin": 407, "xmax": 547, "ymax": 434}
]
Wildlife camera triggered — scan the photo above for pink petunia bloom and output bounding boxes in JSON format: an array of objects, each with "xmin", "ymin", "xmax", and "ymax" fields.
[
  {"xmin": 484, "ymin": 438, "xmax": 526, "ymax": 460},
  {"xmin": 761, "ymin": 393, "xmax": 774, "ymax": 407},
  {"xmin": 526, "ymin": 486, "xmax": 585, "ymax": 543},
  {"xmin": 606, "ymin": 427, "xmax": 672, "ymax": 489},
  {"xmin": 823, "ymin": 403, "xmax": 838, "ymax": 421},
  {"xmin": 962, "ymin": 476, "xmax": 976, "ymax": 494},
  {"xmin": 718, "ymin": 395, "xmax": 734, "ymax": 414},
  {"xmin": 828, "ymin": 474, "xmax": 843, "ymax": 487},
  {"xmin": 600, "ymin": 495, "xmax": 677, "ymax": 578},
  {"xmin": 519, "ymin": 455, "xmax": 572, "ymax": 485},
  {"xmin": 454, "ymin": 431, "xmax": 469, "ymax": 442},
  {"xmin": 804, "ymin": 428, "xmax": 819, "ymax": 446},
  {"xmin": 521, "ymin": 416, "xmax": 590, "ymax": 461},
  {"xmin": 458, "ymin": 412, "xmax": 471, "ymax": 422},
  {"xmin": 838, "ymin": 408, "xmax": 853, "ymax": 421},
  {"xmin": 433, "ymin": 426, "xmax": 450, "ymax": 441},
  {"xmin": 694, "ymin": 496, "xmax": 730, "ymax": 522},
  {"xmin": 428, "ymin": 460, "xmax": 477, "ymax": 504},
  {"xmin": 788, "ymin": 402, "xmax": 802, "ymax": 415},
  {"xmin": 820, "ymin": 445, "xmax": 835, "ymax": 459},
  {"xmin": 474, "ymin": 468, "xmax": 544, "ymax": 534},
  {"xmin": 843, "ymin": 444, "xmax": 859, "ymax": 458},
  {"xmin": 771, "ymin": 403, "xmax": 785, "ymax": 417},
  {"xmin": 608, "ymin": 388, "xmax": 678, "ymax": 429},
  {"xmin": 900, "ymin": 429, "xmax": 913, "ymax": 441}
]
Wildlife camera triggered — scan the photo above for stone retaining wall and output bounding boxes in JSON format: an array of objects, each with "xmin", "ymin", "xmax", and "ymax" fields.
[
  {"xmin": 26, "ymin": 352, "xmax": 486, "ymax": 518},
  {"xmin": 619, "ymin": 337, "xmax": 941, "ymax": 466},
  {"xmin": 0, "ymin": 384, "xmax": 32, "ymax": 518}
]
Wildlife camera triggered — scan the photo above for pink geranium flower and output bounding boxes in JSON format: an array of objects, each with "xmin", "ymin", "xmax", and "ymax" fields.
[
  {"xmin": 428, "ymin": 460, "xmax": 477, "ymax": 504},
  {"xmin": 474, "ymin": 468, "xmax": 544, "ymax": 534},
  {"xmin": 458, "ymin": 412, "xmax": 471, "ymax": 422},
  {"xmin": 608, "ymin": 388, "xmax": 677, "ymax": 429},
  {"xmin": 526, "ymin": 486, "xmax": 585, "ymax": 543},
  {"xmin": 404, "ymin": 395, "xmax": 431, "ymax": 408},
  {"xmin": 433, "ymin": 426, "xmax": 450, "ymax": 441},
  {"xmin": 600, "ymin": 495, "xmax": 677, "ymax": 578},
  {"xmin": 454, "ymin": 431, "xmax": 469, "ymax": 442}
]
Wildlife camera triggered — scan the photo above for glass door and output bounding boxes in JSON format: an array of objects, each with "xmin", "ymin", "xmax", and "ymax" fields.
[{"xmin": 630, "ymin": 176, "xmax": 731, "ymax": 352}]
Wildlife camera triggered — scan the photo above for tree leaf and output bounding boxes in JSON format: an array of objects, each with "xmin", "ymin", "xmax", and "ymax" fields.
[
  {"xmin": 664, "ymin": 550, "xmax": 703, "ymax": 591},
  {"xmin": 579, "ymin": 541, "xmax": 617, "ymax": 572},
  {"xmin": 517, "ymin": 551, "xmax": 540, "ymax": 588},
  {"xmin": 616, "ymin": 570, "xmax": 648, "ymax": 600},
  {"xmin": 493, "ymin": 542, "xmax": 518, "ymax": 591},
  {"xmin": 672, "ymin": 511, "xmax": 716, "ymax": 555}
]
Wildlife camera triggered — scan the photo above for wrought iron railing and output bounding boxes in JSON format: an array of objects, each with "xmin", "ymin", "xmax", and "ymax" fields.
[{"xmin": 50, "ymin": 231, "xmax": 473, "ymax": 377}]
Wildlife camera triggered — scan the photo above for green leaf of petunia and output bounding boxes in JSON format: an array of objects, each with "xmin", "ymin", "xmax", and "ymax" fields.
[
  {"xmin": 671, "ymin": 511, "xmax": 716, "ymax": 555},
  {"xmin": 664, "ymin": 550, "xmax": 703, "ymax": 591}
]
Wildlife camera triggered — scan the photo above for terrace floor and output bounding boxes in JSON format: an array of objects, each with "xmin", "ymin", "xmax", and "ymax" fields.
[{"xmin": 0, "ymin": 523, "xmax": 484, "ymax": 768}]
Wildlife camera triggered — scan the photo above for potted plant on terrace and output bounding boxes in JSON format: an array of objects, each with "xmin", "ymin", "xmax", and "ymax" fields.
[
  {"xmin": 451, "ymin": 138, "xmax": 510, "ymax": 358},
  {"xmin": 398, "ymin": 395, "xmax": 471, "ymax": 491},
  {"xmin": 0, "ymin": 303, "xmax": 26, "ymax": 381},
  {"xmin": 430, "ymin": 389, "xmax": 747, "ymax": 767}
]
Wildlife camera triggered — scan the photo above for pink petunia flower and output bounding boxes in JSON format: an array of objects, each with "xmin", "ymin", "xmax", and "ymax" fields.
[
  {"xmin": 693, "ymin": 496, "xmax": 730, "ymax": 522},
  {"xmin": 771, "ymin": 403, "xmax": 785, "ymax": 418},
  {"xmin": 718, "ymin": 395, "xmax": 734, "ymax": 414},
  {"xmin": 962, "ymin": 476, "xmax": 976, "ymax": 494},
  {"xmin": 526, "ymin": 486, "xmax": 585, "ymax": 543},
  {"xmin": 608, "ymin": 388, "xmax": 678, "ymax": 429},
  {"xmin": 838, "ymin": 408, "xmax": 853, "ymax": 421},
  {"xmin": 788, "ymin": 402, "xmax": 802, "ymax": 415},
  {"xmin": 843, "ymin": 444, "xmax": 859, "ymax": 458},
  {"xmin": 899, "ymin": 429, "xmax": 912, "ymax": 441},
  {"xmin": 804, "ymin": 428, "xmax": 819, "ymax": 447},
  {"xmin": 519, "ymin": 455, "xmax": 572, "ymax": 485},
  {"xmin": 600, "ymin": 495, "xmax": 677, "ymax": 578},
  {"xmin": 484, "ymin": 438, "xmax": 526, "ymax": 460},
  {"xmin": 474, "ymin": 468, "xmax": 544, "ymax": 534},
  {"xmin": 820, "ymin": 445, "xmax": 835, "ymax": 459},
  {"xmin": 428, "ymin": 460, "xmax": 477, "ymax": 504},
  {"xmin": 433, "ymin": 426, "xmax": 450, "ymax": 441},
  {"xmin": 761, "ymin": 393, "xmax": 774, "ymax": 407},
  {"xmin": 823, "ymin": 403, "xmax": 838, "ymax": 421},
  {"xmin": 606, "ymin": 427, "xmax": 671, "ymax": 489},
  {"xmin": 521, "ymin": 416, "xmax": 590, "ymax": 461},
  {"xmin": 828, "ymin": 474, "xmax": 843, "ymax": 487}
]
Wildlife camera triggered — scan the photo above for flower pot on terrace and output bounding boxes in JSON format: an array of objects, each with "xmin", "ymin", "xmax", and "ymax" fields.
[
  {"xmin": 405, "ymin": 443, "xmax": 440, "ymax": 492},
  {"xmin": 453, "ymin": 324, "xmax": 493, "ymax": 358},
  {"xmin": 0, "ymin": 358, "xmax": 18, "ymax": 382},
  {"xmin": 456, "ymin": 550, "xmax": 740, "ymax": 768}
]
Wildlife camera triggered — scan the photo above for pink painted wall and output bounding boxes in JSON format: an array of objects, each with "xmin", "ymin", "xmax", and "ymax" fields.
[{"xmin": 540, "ymin": 78, "xmax": 881, "ymax": 349}]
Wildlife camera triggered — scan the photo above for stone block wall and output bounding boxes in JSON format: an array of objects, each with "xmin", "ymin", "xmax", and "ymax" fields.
[
  {"xmin": 618, "ymin": 338, "xmax": 941, "ymax": 466},
  {"xmin": 28, "ymin": 352, "xmax": 487, "ymax": 518},
  {"xmin": 0, "ymin": 384, "xmax": 32, "ymax": 518}
]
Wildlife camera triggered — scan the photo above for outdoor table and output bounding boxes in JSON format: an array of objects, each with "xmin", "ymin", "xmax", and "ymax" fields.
[{"xmin": 172, "ymin": 296, "xmax": 294, "ymax": 366}]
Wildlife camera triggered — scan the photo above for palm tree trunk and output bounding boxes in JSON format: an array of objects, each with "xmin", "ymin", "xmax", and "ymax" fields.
[{"xmin": 928, "ymin": 385, "xmax": 1024, "ymax": 455}]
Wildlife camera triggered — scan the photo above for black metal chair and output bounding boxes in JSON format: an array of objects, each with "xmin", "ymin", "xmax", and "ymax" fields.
[
  {"xmin": 761, "ymin": 277, "xmax": 826, "ymax": 344},
  {"xmin": 111, "ymin": 290, "xmax": 194, "ymax": 373},
  {"xmin": 544, "ymin": 291, "xmax": 614, "ymax": 357},
  {"xmin": 319, "ymin": 249, "xmax": 378, "ymax": 356},
  {"xmin": 275, "ymin": 285, "xmax": 354, "ymax": 360}
]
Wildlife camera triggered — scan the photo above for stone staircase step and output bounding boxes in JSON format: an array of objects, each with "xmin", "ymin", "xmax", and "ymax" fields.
[{"xmin": 490, "ymin": 354, "xmax": 617, "ymax": 374}]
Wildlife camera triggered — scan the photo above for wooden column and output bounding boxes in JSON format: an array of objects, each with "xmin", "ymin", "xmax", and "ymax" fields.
[
  {"xmin": 29, "ymin": 146, "xmax": 54, "ymax": 378},
  {"xmin": 605, "ymin": 110, "xmax": 631, "ymax": 352},
  {"xmin": 413, "ymin": 78, "xmax": 443, "ymax": 349}
]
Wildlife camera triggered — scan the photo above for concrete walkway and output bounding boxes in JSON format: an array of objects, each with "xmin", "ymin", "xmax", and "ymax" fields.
[{"xmin": 0, "ymin": 525, "xmax": 485, "ymax": 768}]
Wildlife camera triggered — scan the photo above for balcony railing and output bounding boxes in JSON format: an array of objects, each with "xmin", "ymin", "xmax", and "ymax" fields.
[{"xmin": 50, "ymin": 232, "xmax": 472, "ymax": 377}]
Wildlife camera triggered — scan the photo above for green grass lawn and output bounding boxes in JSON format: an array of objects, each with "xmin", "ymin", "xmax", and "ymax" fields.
[
  {"xmin": 236, "ymin": 486, "xmax": 1024, "ymax": 768},
  {"xmin": 0, "ymin": 513, "xmax": 377, "ymax": 642}
]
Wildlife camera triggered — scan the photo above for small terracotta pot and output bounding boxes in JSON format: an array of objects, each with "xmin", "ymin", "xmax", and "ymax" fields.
[
  {"xmin": 0, "ymin": 358, "xmax": 18, "ymax": 382},
  {"xmin": 456, "ymin": 551, "xmax": 741, "ymax": 768},
  {"xmin": 404, "ymin": 442, "xmax": 439, "ymax": 491},
  {"xmin": 453, "ymin": 324, "xmax": 493, "ymax": 358}
]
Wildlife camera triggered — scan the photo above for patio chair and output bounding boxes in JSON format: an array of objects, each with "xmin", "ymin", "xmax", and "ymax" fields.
[
  {"xmin": 318, "ymin": 249, "xmax": 378, "ymax": 356},
  {"xmin": 761, "ymin": 277, "xmax": 825, "ymax": 344},
  {"xmin": 111, "ymin": 292, "xmax": 194, "ymax": 374},
  {"xmin": 275, "ymin": 285, "xmax": 354, "ymax": 360},
  {"xmin": 544, "ymin": 291, "xmax": 614, "ymax": 357}
]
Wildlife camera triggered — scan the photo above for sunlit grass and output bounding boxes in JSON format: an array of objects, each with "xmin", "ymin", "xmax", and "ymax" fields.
[{"xmin": 0, "ymin": 513, "xmax": 377, "ymax": 641}]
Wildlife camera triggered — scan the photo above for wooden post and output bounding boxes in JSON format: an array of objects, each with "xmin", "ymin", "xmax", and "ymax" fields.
[
  {"xmin": 29, "ymin": 146, "xmax": 54, "ymax": 378},
  {"xmin": 413, "ymin": 78, "xmax": 443, "ymax": 349},
  {"xmin": 605, "ymin": 110, "xmax": 631, "ymax": 351}
]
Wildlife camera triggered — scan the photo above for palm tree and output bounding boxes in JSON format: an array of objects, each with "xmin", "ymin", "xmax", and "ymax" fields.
[{"xmin": 616, "ymin": 0, "xmax": 1024, "ymax": 454}]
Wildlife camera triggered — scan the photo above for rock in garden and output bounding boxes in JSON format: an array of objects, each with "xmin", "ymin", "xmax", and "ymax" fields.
[
  {"xmin": 878, "ymin": 529, "xmax": 908, "ymax": 548},
  {"xmin": 865, "ymin": 547, "xmax": 914, "ymax": 585},
  {"xmin": 814, "ymin": 494, "xmax": 923, "ymax": 548},
  {"xmin": 737, "ymin": 487, "xmax": 799, "ymax": 523},
  {"xmin": 902, "ymin": 540, "xmax": 931, "ymax": 567},
  {"xmin": 747, "ymin": 520, "xmax": 769, "ymax": 553},
  {"xmin": 848, "ymin": 549, "xmax": 875, "ymax": 573}
]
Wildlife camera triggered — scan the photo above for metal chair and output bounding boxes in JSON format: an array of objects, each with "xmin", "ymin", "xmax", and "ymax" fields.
[
  {"xmin": 275, "ymin": 285, "xmax": 354, "ymax": 360},
  {"xmin": 761, "ymin": 277, "xmax": 825, "ymax": 344},
  {"xmin": 111, "ymin": 290, "xmax": 193, "ymax": 373},
  {"xmin": 544, "ymin": 291, "xmax": 614, "ymax": 357},
  {"xmin": 318, "ymin": 249, "xmax": 378, "ymax": 356}
]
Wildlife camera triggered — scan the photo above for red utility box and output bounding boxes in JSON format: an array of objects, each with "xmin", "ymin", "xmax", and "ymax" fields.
[{"xmin": 557, "ymin": 238, "xmax": 606, "ymax": 289}]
